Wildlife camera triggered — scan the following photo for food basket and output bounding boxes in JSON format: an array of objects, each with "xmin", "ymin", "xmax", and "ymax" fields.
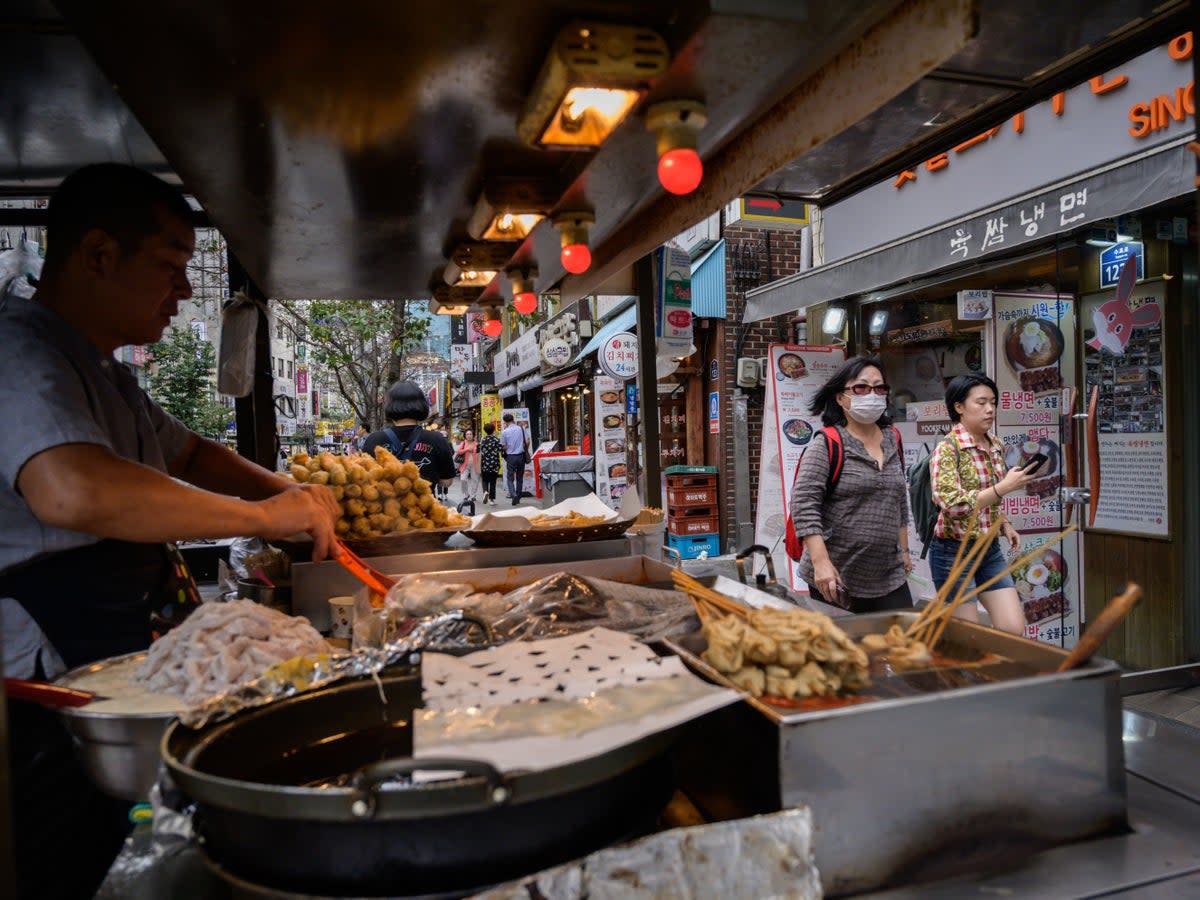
[{"xmin": 464, "ymin": 517, "xmax": 635, "ymax": 548}]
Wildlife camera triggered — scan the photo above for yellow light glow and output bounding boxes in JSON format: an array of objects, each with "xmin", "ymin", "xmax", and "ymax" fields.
[
  {"xmin": 453, "ymin": 269, "xmax": 498, "ymax": 287},
  {"xmin": 539, "ymin": 86, "xmax": 640, "ymax": 147},
  {"xmin": 483, "ymin": 212, "xmax": 544, "ymax": 241}
]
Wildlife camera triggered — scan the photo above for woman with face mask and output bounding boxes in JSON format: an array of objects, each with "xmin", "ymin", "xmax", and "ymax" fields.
[{"xmin": 788, "ymin": 356, "xmax": 913, "ymax": 613}]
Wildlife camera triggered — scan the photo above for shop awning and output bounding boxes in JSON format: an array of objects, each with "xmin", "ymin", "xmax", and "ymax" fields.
[
  {"xmin": 499, "ymin": 384, "xmax": 518, "ymax": 399},
  {"xmin": 574, "ymin": 302, "xmax": 637, "ymax": 364},
  {"xmin": 743, "ymin": 139, "xmax": 1196, "ymax": 323},
  {"xmin": 541, "ymin": 371, "xmax": 579, "ymax": 393},
  {"xmin": 691, "ymin": 239, "xmax": 726, "ymax": 319},
  {"xmin": 517, "ymin": 373, "xmax": 545, "ymax": 392}
]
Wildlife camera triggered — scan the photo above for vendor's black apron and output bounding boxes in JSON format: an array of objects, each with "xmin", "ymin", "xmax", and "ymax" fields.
[{"xmin": 3, "ymin": 539, "xmax": 200, "ymax": 900}]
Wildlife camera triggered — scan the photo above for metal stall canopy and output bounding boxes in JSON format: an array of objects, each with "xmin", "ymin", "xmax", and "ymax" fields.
[
  {"xmin": 743, "ymin": 139, "xmax": 1197, "ymax": 322},
  {"xmin": 0, "ymin": 0, "xmax": 1187, "ymax": 308}
]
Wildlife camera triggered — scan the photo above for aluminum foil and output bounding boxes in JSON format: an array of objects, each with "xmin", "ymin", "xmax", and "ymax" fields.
[{"xmin": 178, "ymin": 612, "xmax": 470, "ymax": 729}]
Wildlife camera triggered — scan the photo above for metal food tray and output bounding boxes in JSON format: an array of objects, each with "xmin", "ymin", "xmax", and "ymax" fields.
[
  {"xmin": 667, "ymin": 606, "xmax": 1126, "ymax": 897},
  {"xmin": 463, "ymin": 517, "xmax": 636, "ymax": 548}
]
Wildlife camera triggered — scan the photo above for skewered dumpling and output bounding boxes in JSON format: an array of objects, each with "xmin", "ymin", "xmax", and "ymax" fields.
[{"xmin": 701, "ymin": 617, "xmax": 746, "ymax": 674}]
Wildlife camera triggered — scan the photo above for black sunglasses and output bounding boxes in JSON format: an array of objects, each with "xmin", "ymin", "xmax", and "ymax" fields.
[{"xmin": 846, "ymin": 384, "xmax": 889, "ymax": 396}]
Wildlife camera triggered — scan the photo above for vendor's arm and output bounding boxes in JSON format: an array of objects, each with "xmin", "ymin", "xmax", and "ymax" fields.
[{"xmin": 18, "ymin": 443, "xmax": 338, "ymax": 560}]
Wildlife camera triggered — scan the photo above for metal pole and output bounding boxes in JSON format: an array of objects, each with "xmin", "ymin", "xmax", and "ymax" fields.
[
  {"xmin": 635, "ymin": 254, "xmax": 663, "ymax": 508},
  {"xmin": 0, "ymin": 641, "xmax": 12, "ymax": 900},
  {"xmin": 226, "ymin": 250, "xmax": 278, "ymax": 470}
]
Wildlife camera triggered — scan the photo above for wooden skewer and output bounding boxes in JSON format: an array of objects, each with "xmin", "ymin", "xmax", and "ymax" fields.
[
  {"xmin": 906, "ymin": 510, "xmax": 979, "ymax": 638},
  {"xmin": 949, "ymin": 524, "xmax": 1078, "ymax": 612},
  {"xmin": 911, "ymin": 524, "xmax": 995, "ymax": 644},
  {"xmin": 671, "ymin": 572, "xmax": 750, "ymax": 621},
  {"xmin": 926, "ymin": 518, "xmax": 1006, "ymax": 648}
]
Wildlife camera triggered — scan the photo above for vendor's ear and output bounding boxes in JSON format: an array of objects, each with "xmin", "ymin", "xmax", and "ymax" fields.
[{"xmin": 78, "ymin": 228, "xmax": 121, "ymax": 277}]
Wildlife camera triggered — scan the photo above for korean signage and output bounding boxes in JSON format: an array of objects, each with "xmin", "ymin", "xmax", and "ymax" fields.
[
  {"xmin": 465, "ymin": 311, "xmax": 485, "ymax": 344},
  {"xmin": 709, "ymin": 392, "xmax": 720, "ymax": 434},
  {"xmin": 654, "ymin": 245, "xmax": 692, "ymax": 358},
  {"xmin": 450, "ymin": 344, "xmax": 472, "ymax": 381},
  {"xmin": 1082, "ymin": 281, "xmax": 1169, "ymax": 537},
  {"xmin": 598, "ymin": 332, "xmax": 640, "ymax": 380},
  {"xmin": 593, "ymin": 375, "xmax": 628, "ymax": 509},
  {"xmin": 450, "ymin": 315, "xmax": 468, "ymax": 343},
  {"xmin": 991, "ymin": 293, "xmax": 1079, "ymax": 648},
  {"xmin": 957, "ymin": 289, "xmax": 993, "ymax": 320},
  {"xmin": 1098, "ymin": 241, "xmax": 1145, "ymax": 289},
  {"xmin": 537, "ymin": 299, "xmax": 591, "ymax": 376},
  {"xmin": 480, "ymin": 393, "xmax": 502, "ymax": 432},
  {"xmin": 493, "ymin": 327, "xmax": 540, "ymax": 385},
  {"xmin": 295, "ymin": 366, "xmax": 308, "ymax": 394},
  {"xmin": 753, "ymin": 345, "xmax": 846, "ymax": 591}
]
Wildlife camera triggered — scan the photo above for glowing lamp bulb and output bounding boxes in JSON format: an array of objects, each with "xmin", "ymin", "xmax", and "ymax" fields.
[
  {"xmin": 513, "ymin": 291, "xmax": 538, "ymax": 315},
  {"xmin": 482, "ymin": 317, "xmax": 503, "ymax": 338},
  {"xmin": 658, "ymin": 147, "xmax": 703, "ymax": 195},
  {"xmin": 561, "ymin": 243, "xmax": 591, "ymax": 274}
]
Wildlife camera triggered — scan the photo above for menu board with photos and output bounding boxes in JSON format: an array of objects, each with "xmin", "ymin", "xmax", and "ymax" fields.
[
  {"xmin": 592, "ymin": 375, "xmax": 628, "ymax": 509},
  {"xmin": 991, "ymin": 293, "xmax": 1078, "ymax": 648},
  {"xmin": 753, "ymin": 344, "xmax": 846, "ymax": 591},
  {"xmin": 1081, "ymin": 281, "xmax": 1169, "ymax": 537}
]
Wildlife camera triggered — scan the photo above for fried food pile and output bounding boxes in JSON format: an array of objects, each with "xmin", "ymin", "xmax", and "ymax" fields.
[
  {"xmin": 135, "ymin": 600, "xmax": 327, "ymax": 706},
  {"xmin": 701, "ymin": 607, "xmax": 870, "ymax": 699},
  {"xmin": 526, "ymin": 511, "xmax": 610, "ymax": 529},
  {"xmin": 289, "ymin": 448, "xmax": 470, "ymax": 539},
  {"xmin": 860, "ymin": 624, "xmax": 933, "ymax": 670}
]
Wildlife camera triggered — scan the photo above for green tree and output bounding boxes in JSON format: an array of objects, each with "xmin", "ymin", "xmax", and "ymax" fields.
[
  {"xmin": 276, "ymin": 298, "xmax": 431, "ymax": 430},
  {"xmin": 147, "ymin": 325, "xmax": 234, "ymax": 439}
]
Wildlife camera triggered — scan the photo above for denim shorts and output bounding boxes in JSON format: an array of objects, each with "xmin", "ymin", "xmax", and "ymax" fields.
[{"xmin": 928, "ymin": 536, "xmax": 1015, "ymax": 599}]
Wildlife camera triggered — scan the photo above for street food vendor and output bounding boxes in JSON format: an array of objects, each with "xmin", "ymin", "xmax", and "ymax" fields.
[{"xmin": 0, "ymin": 164, "xmax": 339, "ymax": 899}]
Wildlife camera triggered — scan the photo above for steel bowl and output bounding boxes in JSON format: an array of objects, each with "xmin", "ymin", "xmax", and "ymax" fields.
[
  {"xmin": 236, "ymin": 578, "xmax": 293, "ymax": 615},
  {"xmin": 54, "ymin": 651, "xmax": 181, "ymax": 801}
]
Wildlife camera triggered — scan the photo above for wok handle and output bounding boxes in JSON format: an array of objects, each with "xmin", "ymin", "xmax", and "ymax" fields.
[
  {"xmin": 1056, "ymin": 583, "xmax": 1142, "ymax": 672},
  {"xmin": 349, "ymin": 756, "xmax": 510, "ymax": 819},
  {"xmin": 4, "ymin": 678, "xmax": 96, "ymax": 708}
]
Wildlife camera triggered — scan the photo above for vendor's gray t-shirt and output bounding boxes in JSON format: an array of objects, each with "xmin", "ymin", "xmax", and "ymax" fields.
[{"xmin": 0, "ymin": 297, "xmax": 193, "ymax": 674}]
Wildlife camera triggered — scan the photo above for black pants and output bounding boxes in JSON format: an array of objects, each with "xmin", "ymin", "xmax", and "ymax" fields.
[
  {"xmin": 810, "ymin": 580, "xmax": 914, "ymax": 614},
  {"xmin": 505, "ymin": 453, "xmax": 527, "ymax": 501},
  {"xmin": 481, "ymin": 472, "xmax": 499, "ymax": 501}
]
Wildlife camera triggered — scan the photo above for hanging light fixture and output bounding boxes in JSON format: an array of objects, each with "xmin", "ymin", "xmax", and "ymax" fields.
[
  {"xmin": 517, "ymin": 22, "xmax": 669, "ymax": 150},
  {"xmin": 646, "ymin": 100, "xmax": 707, "ymax": 195},
  {"xmin": 467, "ymin": 179, "xmax": 557, "ymax": 241},
  {"xmin": 554, "ymin": 211, "xmax": 594, "ymax": 275},
  {"xmin": 481, "ymin": 304, "xmax": 504, "ymax": 339},
  {"xmin": 430, "ymin": 284, "xmax": 483, "ymax": 316},
  {"xmin": 444, "ymin": 241, "xmax": 517, "ymax": 287},
  {"xmin": 508, "ymin": 266, "xmax": 540, "ymax": 315}
]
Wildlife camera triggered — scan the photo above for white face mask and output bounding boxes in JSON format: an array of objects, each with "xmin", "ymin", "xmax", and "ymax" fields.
[{"xmin": 846, "ymin": 393, "xmax": 888, "ymax": 424}]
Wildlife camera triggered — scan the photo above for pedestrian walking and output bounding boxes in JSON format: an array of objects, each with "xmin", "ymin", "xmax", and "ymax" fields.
[
  {"xmin": 500, "ymin": 412, "xmax": 529, "ymax": 505},
  {"xmin": 478, "ymin": 422, "xmax": 502, "ymax": 505}
]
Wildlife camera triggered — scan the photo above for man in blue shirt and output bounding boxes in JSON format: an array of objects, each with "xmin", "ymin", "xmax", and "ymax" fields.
[{"xmin": 500, "ymin": 412, "xmax": 529, "ymax": 505}]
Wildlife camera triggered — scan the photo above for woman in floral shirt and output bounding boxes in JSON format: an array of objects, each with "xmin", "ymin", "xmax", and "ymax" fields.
[
  {"xmin": 930, "ymin": 374, "xmax": 1039, "ymax": 634},
  {"xmin": 477, "ymin": 422, "xmax": 503, "ymax": 505}
]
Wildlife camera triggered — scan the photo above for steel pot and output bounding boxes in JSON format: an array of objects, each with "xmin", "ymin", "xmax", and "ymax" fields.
[
  {"xmin": 163, "ymin": 669, "xmax": 678, "ymax": 897},
  {"xmin": 54, "ymin": 652, "xmax": 180, "ymax": 801},
  {"xmin": 236, "ymin": 578, "xmax": 293, "ymax": 615}
]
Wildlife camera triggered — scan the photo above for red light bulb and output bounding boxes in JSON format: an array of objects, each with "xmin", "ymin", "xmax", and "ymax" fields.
[
  {"xmin": 657, "ymin": 147, "xmax": 703, "ymax": 195},
  {"xmin": 561, "ymin": 243, "xmax": 591, "ymax": 274},
  {"xmin": 513, "ymin": 291, "xmax": 538, "ymax": 315},
  {"xmin": 482, "ymin": 317, "xmax": 503, "ymax": 338}
]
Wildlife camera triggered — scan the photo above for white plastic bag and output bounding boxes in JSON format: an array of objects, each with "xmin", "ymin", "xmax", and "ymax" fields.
[
  {"xmin": 0, "ymin": 238, "xmax": 42, "ymax": 309},
  {"xmin": 217, "ymin": 291, "xmax": 262, "ymax": 397}
]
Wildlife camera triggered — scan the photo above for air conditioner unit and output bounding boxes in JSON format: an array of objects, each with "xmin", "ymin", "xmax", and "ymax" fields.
[{"xmin": 736, "ymin": 357, "xmax": 760, "ymax": 389}]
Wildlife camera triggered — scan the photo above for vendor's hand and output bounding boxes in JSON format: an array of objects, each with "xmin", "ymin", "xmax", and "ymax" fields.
[
  {"xmin": 901, "ymin": 548, "xmax": 914, "ymax": 574},
  {"xmin": 996, "ymin": 465, "xmax": 1038, "ymax": 498},
  {"xmin": 257, "ymin": 489, "xmax": 339, "ymax": 561},
  {"xmin": 812, "ymin": 558, "xmax": 842, "ymax": 603},
  {"xmin": 293, "ymin": 481, "xmax": 340, "ymax": 521},
  {"xmin": 1001, "ymin": 521, "xmax": 1021, "ymax": 552}
]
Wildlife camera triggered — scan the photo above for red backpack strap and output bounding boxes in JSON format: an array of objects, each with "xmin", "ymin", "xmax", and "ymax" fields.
[
  {"xmin": 822, "ymin": 426, "xmax": 844, "ymax": 492},
  {"xmin": 891, "ymin": 426, "xmax": 904, "ymax": 472}
]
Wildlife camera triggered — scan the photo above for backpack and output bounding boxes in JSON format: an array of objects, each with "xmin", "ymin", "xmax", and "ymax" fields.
[
  {"xmin": 384, "ymin": 426, "xmax": 424, "ymax": 462},
  {"xmin": 784, "ymin": 425, "xmax": 903, "ymax": 560},
  {"xmin": 906, "ymin": 436, "xmax": 960, "ymax": 559}
]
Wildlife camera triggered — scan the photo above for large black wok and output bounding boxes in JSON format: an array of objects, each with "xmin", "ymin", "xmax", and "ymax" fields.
[{"xmin": 163, "ymin": 666, "xmax": 677, "ymax": 897}]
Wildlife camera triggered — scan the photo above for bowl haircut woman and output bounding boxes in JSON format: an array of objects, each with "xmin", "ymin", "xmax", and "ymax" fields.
[
  {"xmin": 928, "ymin": 373, "xmax": 1038, "ymax": 634},
  {"xmin": 789, "ymin": 356, "xmax": 913, "ymax": 613}
]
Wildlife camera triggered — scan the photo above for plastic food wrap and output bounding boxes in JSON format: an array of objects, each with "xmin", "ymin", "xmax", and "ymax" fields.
[
  {"xmin": 485, "ymin": 573, "xmax": 698, "ymax": 643},
  {"xmin": 179, "ymin": 612, "xmax": 468, "ymax": 729}
]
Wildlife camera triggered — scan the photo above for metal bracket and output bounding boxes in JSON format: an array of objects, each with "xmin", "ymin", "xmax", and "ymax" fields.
[{"xmin": 1060, "ymin": 487, "xmax": 1091, "ymax": 506}]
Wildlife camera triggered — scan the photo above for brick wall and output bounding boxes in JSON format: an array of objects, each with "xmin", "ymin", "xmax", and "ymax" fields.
[{"xmin": 720, "ymin": 225, "xmax": 807, "ymax": 551}]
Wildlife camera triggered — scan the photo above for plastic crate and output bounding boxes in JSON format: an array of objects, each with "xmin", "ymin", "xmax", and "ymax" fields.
[
  {"xmin": 666, "ymin": 532, "xmax": 721, "ymax": 560},
  {"xmin": 668, "ymin": 505, "xmax": 719, "ymax": 536},
  {"xmin": 663, "ymin": 465, "xmax": 718, "ymax": 476},
  {"xmin": 665, "ymin": 473, "xmax": 718, "ymax": 492},
  {"xmin": 666, "ymin": 485, "xmax": 718, "ymax": 508}
]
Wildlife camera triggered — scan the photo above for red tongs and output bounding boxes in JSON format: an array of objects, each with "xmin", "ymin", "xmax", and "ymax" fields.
[{"xmin": 331, "ymin": 540, "xmax": 396, "ymax": 598}]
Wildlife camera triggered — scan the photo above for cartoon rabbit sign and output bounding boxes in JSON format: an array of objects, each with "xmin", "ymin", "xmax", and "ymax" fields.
[{"xmin": 1087, "ymin": 255, "xmax": 1161, "ymax": 354}]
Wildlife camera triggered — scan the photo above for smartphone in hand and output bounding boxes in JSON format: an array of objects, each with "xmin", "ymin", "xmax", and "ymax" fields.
[{"xmin": 1022, "ymin": 452, "xmax": 1049, "ymax": 476}]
